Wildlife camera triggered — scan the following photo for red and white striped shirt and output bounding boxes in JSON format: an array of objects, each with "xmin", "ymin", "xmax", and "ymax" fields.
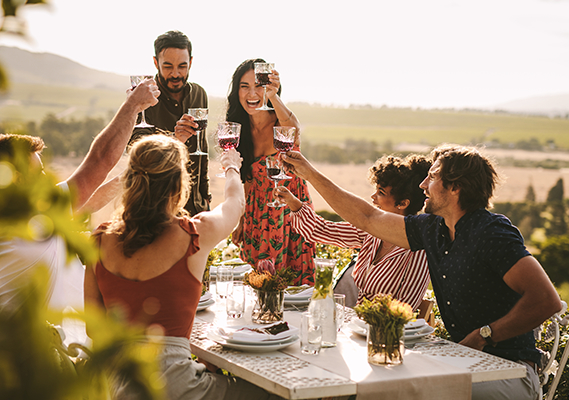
[{"xmin": 290, "ymin": 204, "xmax": 430, "ymax": 311}]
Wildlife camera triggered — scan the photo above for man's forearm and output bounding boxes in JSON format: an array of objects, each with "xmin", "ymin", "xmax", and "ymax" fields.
[{"xmin": 67, "ymin": 100, "xmax": 138, "ymax": 209}]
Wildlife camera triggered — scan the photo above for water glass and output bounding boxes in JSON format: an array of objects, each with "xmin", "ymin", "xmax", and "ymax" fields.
[
  {"xmin": 226, "ymin": 281, "xmax": 245, "ymax": 318},
  {"xmin": 300, "ymin": 311, "xmax": 322, "ymax": 355},
  {"xmin": 334, "ymin": 294, "xmax": 346, "ymax": 331},
  {"xmin": 216, "ymin": 265, "xmax": 233, "ymax": 299}
]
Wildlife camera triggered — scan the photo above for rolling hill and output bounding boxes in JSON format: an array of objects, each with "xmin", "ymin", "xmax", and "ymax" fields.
[{"xmin": 1, "ymin": 46, "xmax": 568, "ymax": 150}]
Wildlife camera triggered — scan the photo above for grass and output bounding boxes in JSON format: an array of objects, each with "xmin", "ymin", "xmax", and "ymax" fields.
[{"xmin": 1, "ymin": 83, "xmax": 568, "ymax": 149}]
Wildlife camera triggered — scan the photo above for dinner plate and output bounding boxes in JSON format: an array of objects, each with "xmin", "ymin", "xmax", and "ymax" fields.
[
  {"xmin": 347, "ymin": 321, "xmax": 367, "ymax": 337},
  {"xmin": 196, "ymin": 298, "xmax": 215, "ymax": 311},
  {"xmin": 214, "ymin": 325, "xmax": 299, "ymax": 345},
  {"xmin": 404, "ymin": 325, "xmax": 435, "ymax": 342},
  {"xmin": 207, "ymin": 331, "xmax": 299, "ymax": 352},
  {"xmin": 200, "ymin": 291, "xmax": 212, "ymax": 303},
  {"xmin": 210, "ymin": 264, "xmax": 252, "ymax": 278},
  {"xmin": 405, "ymin": 318, "xmax": 426, "ymax": 331}
]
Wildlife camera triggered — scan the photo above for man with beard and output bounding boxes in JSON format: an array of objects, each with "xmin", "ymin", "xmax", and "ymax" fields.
[
  {"xmin": 279, "ymin": 145, "xmax": 561, "ymax": 400},
  {"xmin": 130, "ymin": 30, "xmax": 210, "ymax": 216}
]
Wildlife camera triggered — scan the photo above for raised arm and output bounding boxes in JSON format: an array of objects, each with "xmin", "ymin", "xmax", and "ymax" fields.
[
  {"xmin": 64, "ymin": 79, "xmax": 159, "ymax": 211},
  {"xmin": 266, "ymin": 70, "xmax": 301, "ymax": 141},
  {"xmin": 459, "ymin": 255, "xmax": 562, "ymax": 350},
  {"xmin": 282, "ymin": 150, "xmax": 410, "ymax": 249},
  {"xmin": 193, "ymin": 149, "xmax": 245, "ymax": 252}
]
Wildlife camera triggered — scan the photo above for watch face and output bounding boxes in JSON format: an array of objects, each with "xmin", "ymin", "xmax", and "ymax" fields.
[{"xmin": 480, "ymin": 326, "xmax": 491, "ymax": 338}]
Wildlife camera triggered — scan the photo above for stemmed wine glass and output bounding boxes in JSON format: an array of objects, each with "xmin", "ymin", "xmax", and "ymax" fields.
[
  {"xmin": 215, "ymin": 121, "xmax": 241, "ymax": 178},
  {"xmin": 254, "ymin": 62, "xmax": 274, "ymax": 111},
  {"xmin": 266, "ymin": 155, "xmax": 285, "ymax": 208},
  {"xmin": 187, "ymin": 108, "xmax": 208, "ymax": 156},
  {"xmin": 130, "ymin": 75, "xmax": 154, "ymax": 128},
  {"xmin": 272, "ymin": 126, "xmax": 296, "ymax": 180}
]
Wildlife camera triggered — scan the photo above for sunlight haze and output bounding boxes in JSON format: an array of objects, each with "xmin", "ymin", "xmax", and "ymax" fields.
[{"xmin": 2, "ymin": 0, "xmax": 569, "ymax": 109}]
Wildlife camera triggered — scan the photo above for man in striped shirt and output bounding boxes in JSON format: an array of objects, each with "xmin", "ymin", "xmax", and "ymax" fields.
[{"xmin": 276, "ymin": 154, "xmax": 431, "ymax": 310}]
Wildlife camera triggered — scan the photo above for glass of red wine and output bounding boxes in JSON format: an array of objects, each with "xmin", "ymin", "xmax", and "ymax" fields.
[
  {"xmin": 273, "ymin": 126, "xmax": 296, "ymax": 180},
  {"xmin": 215, "ymin": 121, "xmax": 241, "ymax": 177},
  {"xmin": 266, "ymin": 155, "xmax": 285, "ymax": 208},
  {"xmin": 130, "ymin": 75, "xmax": 154, "ymax": 128},
  {"xmin": 187, "ymin": 108, "xmax": 208, "ymax": 156},
  {"xmin": 254, "ymin": 62, "xmax": 274, "ymax": 111}
]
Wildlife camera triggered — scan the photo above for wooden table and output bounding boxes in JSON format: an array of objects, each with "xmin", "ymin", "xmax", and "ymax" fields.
[{"xmin": 190, "ymin": 289, "xmax": 526, "ymax": 399}]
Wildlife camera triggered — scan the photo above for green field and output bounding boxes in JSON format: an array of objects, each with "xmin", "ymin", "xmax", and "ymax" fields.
[{"xmin": 1, "ymin": 83, "xmax": 568, "ymax": 149}]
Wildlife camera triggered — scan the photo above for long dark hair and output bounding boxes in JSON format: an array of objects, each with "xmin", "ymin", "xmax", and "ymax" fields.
[{"xmin": 226, "ymin": 58, "xmax": 282, "ymax": 182}]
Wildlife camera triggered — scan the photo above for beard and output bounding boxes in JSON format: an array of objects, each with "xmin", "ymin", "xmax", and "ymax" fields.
[{"xmin": 157, "ymin": 71, "xmax": 187, "ymax": 94}]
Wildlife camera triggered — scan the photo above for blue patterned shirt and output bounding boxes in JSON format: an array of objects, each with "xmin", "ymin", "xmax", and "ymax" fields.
[{"xmin": 405, "ymin": 208, "xmax": 540, "ymax": 364}]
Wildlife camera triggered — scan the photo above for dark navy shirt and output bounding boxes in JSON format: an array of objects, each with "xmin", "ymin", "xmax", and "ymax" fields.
[{"xmin": 405, "ymin": 208, "xmax": 540, "ymax": 364}]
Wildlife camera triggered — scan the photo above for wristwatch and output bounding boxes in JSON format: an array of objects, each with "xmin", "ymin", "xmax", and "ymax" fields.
[{"xmin": 480, "ymin": 325, "xmax": 496, "ymax": 347}]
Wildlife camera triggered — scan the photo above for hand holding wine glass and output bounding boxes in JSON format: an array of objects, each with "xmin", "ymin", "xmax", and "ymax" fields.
[
  {"xmin": 187, "ymin": 108, "xmax": 208, "ymax": 156},
  {"xmin": 130, "ymin": 75, "xmax": 155, "ymax": 128},
  {"xmin": 219, "ymin": 148, "xmax": 242, "ymax": 178},
  {"xmin": 273, "ymin": 126, "xmax": 296, "ymax": 180},
  {"xmin": 215, "ymin": 122, "xmax": 241, "ymax": 177},
  {"xmin": 266, "ymin": 155, "xmax": 285, "ymax": 208},
  {"xmin": 254, "ymin": 62, "xmax": 275, "ymax": 111}
]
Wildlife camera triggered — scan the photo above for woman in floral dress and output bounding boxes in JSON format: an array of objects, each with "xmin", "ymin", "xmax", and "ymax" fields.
[{"xmin": 227, "ymin": 59, "xmax": 314, "ymax": 285}]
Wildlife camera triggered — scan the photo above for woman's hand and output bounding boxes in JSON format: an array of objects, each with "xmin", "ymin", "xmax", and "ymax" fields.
[
  {"xmin": 275, "ymin": 186, "xmax": 303, "ymax": 212},
  {"xmin": 220, "ymin": 148, "xmax": 242, "ymax": 172},
  {"xmin": 265, "ymin": 69, "xmax": 281, "ymax": 100}
]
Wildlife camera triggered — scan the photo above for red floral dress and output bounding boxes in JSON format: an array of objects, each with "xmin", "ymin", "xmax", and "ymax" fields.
[{"xmin": 240, "ymin": 154, "xmax": 315, "ymax": 285}]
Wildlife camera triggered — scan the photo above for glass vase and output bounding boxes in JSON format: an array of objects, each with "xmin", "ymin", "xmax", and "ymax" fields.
[
  {"xmin": 252, "ymin": 289, "xmax": 284, "ymax": 324},
  {"xmin": 367, "ymin": 324, "xmax": 404, "ymax": 365},
  {"xmin": 308, "ymin": 258, "xmax": 337, "ymax": 347}
]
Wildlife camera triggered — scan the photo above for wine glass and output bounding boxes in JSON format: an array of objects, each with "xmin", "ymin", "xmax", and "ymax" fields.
[
  {"xmin": 254, "ymin": 62, "xmax": 274, "ymax": 111},
  {"xmin": 187, "ymin": 108, "xmax": 208, "ymax": 156},
  {"xmin": 272, "ymin": 126, "xmax": 296, "ymax": 180},
  {"xmin": 266, "ymin": 155, "xmax": 285, "ymax": 208},
  {"xmin": 130, "ymin": 75, "xmax": 154, "ymax": 128},
  {"xmin": 215, "ymin": 121, "xmax": 241, "ymax": 178}
]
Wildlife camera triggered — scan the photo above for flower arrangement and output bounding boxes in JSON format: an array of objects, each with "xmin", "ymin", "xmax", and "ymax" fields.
[
  {"xmin": 243, "ymin": 259, "xmax": 295, "ymax": 292},
  {"xmin": 354, "ymin": 294, "xmax": 413, "ymax": 365},
  {"xmin": 244, "ymin": 259, "xmax": 295, "ymax": 324}
]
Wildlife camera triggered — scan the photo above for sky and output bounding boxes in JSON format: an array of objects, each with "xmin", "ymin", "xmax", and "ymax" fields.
[{"xmin": 2, "ymin": 0, "xmax": 569, "ymax": 109}]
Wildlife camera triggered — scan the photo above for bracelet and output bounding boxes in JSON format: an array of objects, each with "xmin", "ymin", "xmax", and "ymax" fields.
[{"xmin": 225, "ymin": 166, "xmax": 240, "ymax": 175}]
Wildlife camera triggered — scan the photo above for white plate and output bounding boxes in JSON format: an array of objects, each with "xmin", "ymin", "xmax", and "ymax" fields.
[
  {"xmin": 210, "ymin": 264, "xmax": 252, "ymax": 278},
  {"xmin": 207, "ymin": 331, "xmax": 299, "ymax": 352},
  {"xmin": 215, "ymin": 324, "xmax": 299, "ymax": 345},
  {"xmin": 200, "ymin": 291, "xmax": 212, "ymax": 302},
  {"xmin": 347, "ymin": 321, "xmax": 367, "ymax": 337},
  {"xmin": 196, "ymin": 298, "xmax": 215, "ymax": 311},
  {"xmin": 405, "ymin": 318, "xmax": 426, "ymax": 331},
  {"xmin": 347, "ymin": 321, "xmax": 435, "ymax": 342},
  {"xmin": 404, "ymin": 325, "xmax": 435, "ymax": 342}
]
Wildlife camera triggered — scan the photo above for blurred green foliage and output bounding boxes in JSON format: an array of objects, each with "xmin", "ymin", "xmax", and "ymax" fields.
[
  {"xmin": 0, "ymin": 267, "xmax": 164, "ymax": 399},
  {"xmin": 0, "ymin": 146, "xmax": 96, "ymax": 265}
]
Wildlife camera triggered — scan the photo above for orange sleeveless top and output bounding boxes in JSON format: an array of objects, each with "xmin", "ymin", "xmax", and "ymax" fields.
[{"xmin": 95, "ymin": 217, "xmax": 202, "ymax": 338}]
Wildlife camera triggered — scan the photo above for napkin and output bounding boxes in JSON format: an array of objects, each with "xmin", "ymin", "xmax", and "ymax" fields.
[
  {"xmin": 219, "ymin": 322, "xmax": 299, "ymax": 342},
  {"xmin": 284, "ymin": 286, "xmax": 314, "ymax": 299}
]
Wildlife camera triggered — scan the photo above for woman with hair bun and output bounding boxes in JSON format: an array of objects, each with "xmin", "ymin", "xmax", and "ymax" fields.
[
  {"xmin": 276, "ymin": 154, "xmax": 432, "ymax": 310},
  {"xmin": 84, "ymin": 135, "xmax": 281, "ymax": 399}
]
